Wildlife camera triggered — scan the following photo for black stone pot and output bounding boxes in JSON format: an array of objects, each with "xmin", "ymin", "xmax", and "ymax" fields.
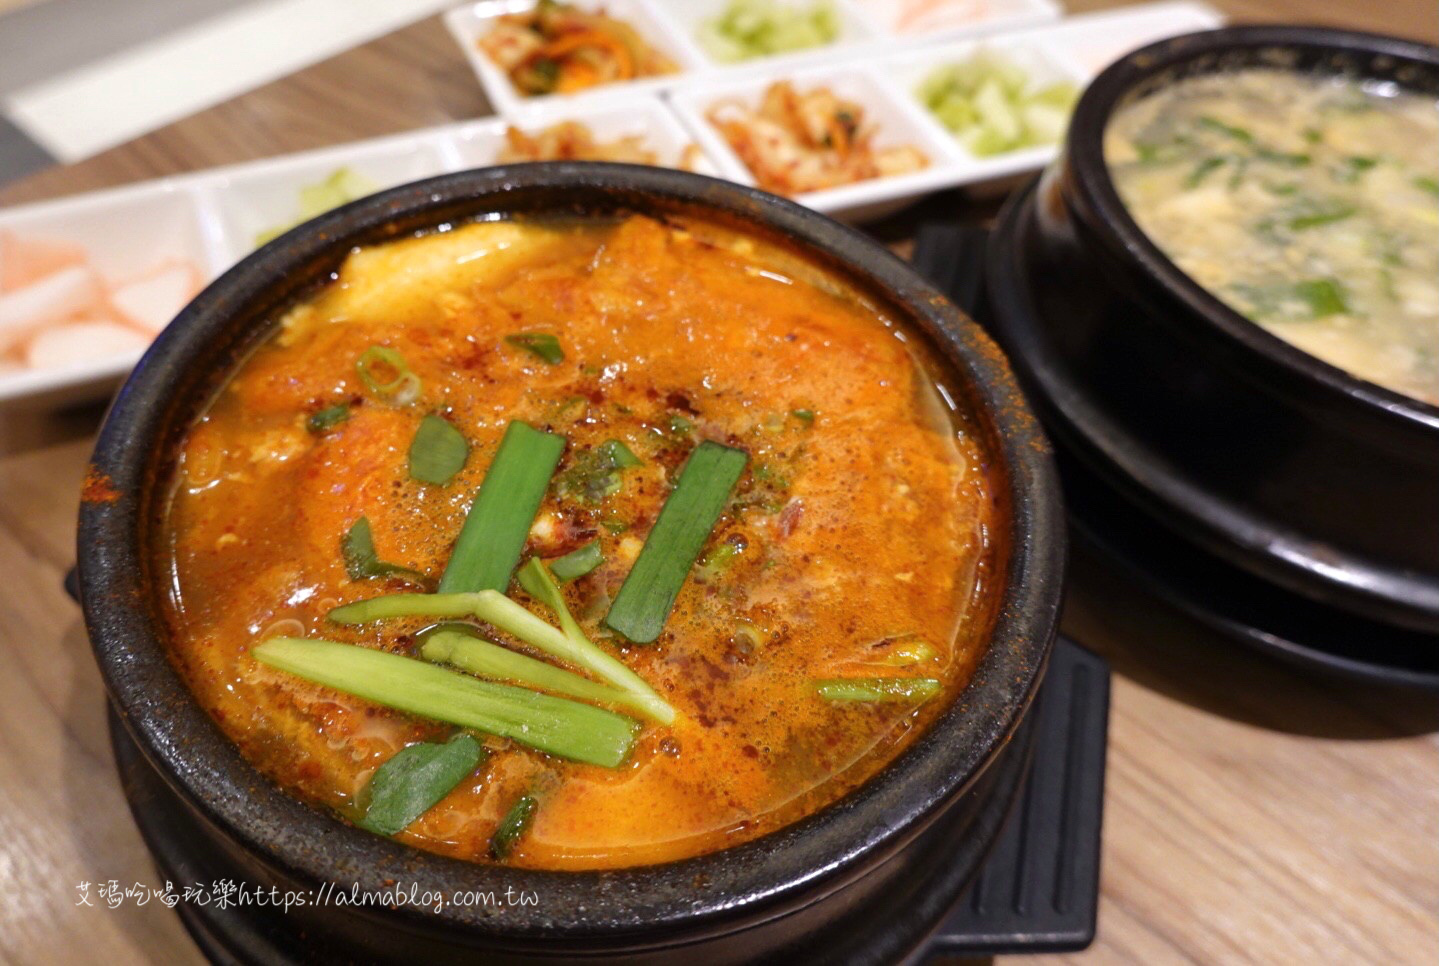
[
  {"xmin": 986, "ymin": 26, "xmax": 1439, "ymax": 634},
  {"xmin": 77, "ymin": 165, "xmax": 1065, "ymax": 963}
]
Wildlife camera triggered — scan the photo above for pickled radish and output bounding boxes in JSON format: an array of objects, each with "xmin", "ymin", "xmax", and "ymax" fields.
[
  {"xmin": 0, "ymin": 266, "xmax": 105, "ymax": 350},
  {"xmin": 0, "ymin": 228, "xmax": 204, "ymax": 378},
  {"xmin": 0, "ymin": 231, "xmax": 87, "ymax": 291},
  {"xmin": 23, "ymin": 319, "xmax": 149, "ymax": 370},
  {"xmin": 111, "ymin": 261, "xmax": 200, "ymax": 333}
]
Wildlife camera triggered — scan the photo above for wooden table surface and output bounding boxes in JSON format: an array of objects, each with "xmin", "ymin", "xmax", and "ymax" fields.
[{"xmin": 1, "ymin": 3, "xmax": 1435, "ymax": 963}]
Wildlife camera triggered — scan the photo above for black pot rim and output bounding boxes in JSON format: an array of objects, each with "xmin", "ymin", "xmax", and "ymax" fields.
[
  {"xmin": 1065, "ymin": 24, "xmax": 1439, "ymax": 434},
  {"xmin": 77, "ymin": 163, "xmax": 1064, "ymax": 944}
]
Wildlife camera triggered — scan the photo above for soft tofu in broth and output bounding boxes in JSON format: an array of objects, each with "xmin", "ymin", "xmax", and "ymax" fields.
[
  {"xmin": 157, "ymin": 214, "xmax": 1002, "ymax": 869},
  {"xmin": 1106, "ymin": 68, "xmax": 1439, "ymax": 405}
]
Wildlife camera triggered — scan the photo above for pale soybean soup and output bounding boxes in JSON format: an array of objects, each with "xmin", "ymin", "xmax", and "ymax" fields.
[{"xmin": 1106, "ymin": 69, "xmax": 1439, "ymax": 405}]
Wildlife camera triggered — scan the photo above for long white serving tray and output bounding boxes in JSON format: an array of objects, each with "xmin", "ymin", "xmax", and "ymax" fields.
[{"xmin": 0, "ymin": 1, "xmax": 1222, "ymax": 409}]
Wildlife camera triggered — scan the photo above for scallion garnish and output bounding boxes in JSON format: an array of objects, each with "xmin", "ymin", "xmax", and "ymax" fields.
[
  {"xmin": 814, "ymin": 678, "xmax": 942, "ymax": 701},
  {"xmin": 1197, "ymin": 115, "xmax": 1254, "ymax": 144},
  {"xmin": 1184, "ymin": 156, "xmax": 1225, "ymax": 188},
  {"xmin": 342, "ymin": 516, "xmax": 424, "ymax": 583},
  {"xmin": 252, "ymin": 637, "xmax": 639, "ymax": 766},
  {"xmin": 490, "ymin": 794, "xmax": 538, "ymax": 861},
  {"xmin": 438, "ymin": 421, "xmax": 565, "ymax": 594},
  {"xmin": 421, "ymin": 627, "xmax": 653, "ymax": 718},
  {"xmin": 328, "ymin": 587, "xmax": 676, "ymax": 724},
  {"xmin": 505, "ymin": 332, "xmax": 565, "ymax": 365},
  {"xmin": 357, "ymin": 734, "xmax": 485, "ymax": 836},
  {"xmin": 307, "ymin": 403, "xmax": 350, "ymax": 434},
  {"xmin": 356, "ymin": 346, "xmax": 421, "ymax": 405},
  {"xmin": 1287, "ymin": 204, "xmax": 1356, "ymax": 231},
  {"xmin": 604, "ymin": 441, "xmax": 748, "ymax": 644},
  {"xmin": 869, "ymin": 636, "xmax": 938, "ymax": 666},
  {"xmin": 694, "ymin": 537, "xmax": 743, "ymax": 583},
  {"xmin": 554, "ymin": 439, "xmax": 643, "ymax": 504},
  {"xmin": 1295, "ymin": 277, "xmax": 1349, "ymax": 317},
  {"xmin": 549, "ymin": 540, "xmax": 602, "ymax": 581},
  {"xmin": 408, "ymin": 414, "xmax": 469, "ymax": 485},
  {"xmin": 599, "ymin": 439, "xmax": 642, "ymax": 468},
  {"xmin": 791, "ymin": 408, "xmax": 815, "ymax": 425}
]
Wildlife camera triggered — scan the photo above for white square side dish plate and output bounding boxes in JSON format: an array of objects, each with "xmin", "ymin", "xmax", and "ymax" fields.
[
  {"xmin": 205, "ymin": 137, "xmax": 455, "ymax": 263},
  {"xmin": 651, "ymin": 0, "xmax": 881, "ymax": 73},
  {"xmin": 444, "ymin": 0, "xmax": 707, "ymax": 118},
  {"xmin": 848, "ymin": 0, "xmax": 1060, "ymax": 41},
  {"xmin": 449, "ymin": 96, "xmax": 720, "ymax": 174},
  {"xmin": 668, "ymin": 60, "xmax": 965, "ymax": 222},
  {"xmin": 0, "ymin": 182, "xmax": 227, "ymax": 407},
  {"xmin": 881, "ymin": 33, "xmax": 1090, "ymax": 185}
]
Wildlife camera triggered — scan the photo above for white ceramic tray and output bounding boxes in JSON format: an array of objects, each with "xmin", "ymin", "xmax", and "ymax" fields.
[{"xmin": 0, "ymin": 1, "xmax": 1223, "ymax": 409}]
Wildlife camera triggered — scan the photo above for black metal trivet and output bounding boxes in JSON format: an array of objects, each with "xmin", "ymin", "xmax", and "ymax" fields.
[
  {"xmin": 911, "ymin": 224, "xmax": 1109, "ymax": 958},
  {"xmin": 922, "ymin": 639, "xmax": 1109, "ymax": 958}
]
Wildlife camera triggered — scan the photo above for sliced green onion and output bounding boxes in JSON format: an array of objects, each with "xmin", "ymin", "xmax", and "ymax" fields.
[
  {"xmin": 869, "ymin": 636, "xmax": 938, "ymax": 666},
  {"xmin": 1256, "ymin": 149, "xmax": 1310, "ymax": 167},
  {"xmin": 605, "ymin": 441, "xmax": 748, "ymax": 644},
  {"xmin": 554, "ymin": 439, "xmax": 643, "ymax": 505},
  {"xmin": 814, "ymin": 678, "xmax": 943, "ymax": 702},
  {"xmin": 1197, "ymin": 115, "xmax": 1253, "ymax": 144},
  {"xmin": 253, "ymin": 637, "xmax": 639, "ymax": 767},
  {"xmin": 695, "ymin": 537, "xmax": 743, "ymax": 583},
  {"xmin": 1415, "ymin": 175, "xmax": 1439, "ymax": 197},
  {"xmin": 601, "ymin": 517, "xmax": 629, "ymax": 534},
  {"xmin": 1295, "ymin": 278, "xmax": 1349, "ymax": 317},
  {"xmin": 408, "ymin": 414, "xmax": 469, "ymax": 485},
  {"xmin": 517, "ymin": 557, "xmax": 589, "ymax": 645},
  {"xmin": 732, "ymin": 619, "xmax": 766, "ymax": 650},
  {"xmin": 599, "ymin": 439, "xmax": 642, "ymax": 468},
  {"xmin": 667, "ymin": 413, "xmax": 694, "ymax": 436},
  {"xmin": 1334, "ymin": 156, "xmax": 1377, "ymax": 183},
  {"xmin": 356, "ymin": 346, "xmax": 421, "ymax": 405},
  {"xmin": 342, "ymin": 517, "xmax": 424, "ymax": 583},
  {"xmin": 421, "ymin": 627, "xmax": 652, "ymax": 718},
  {"xmin": 515, "ymin": 558, "xmax": 674, "ymax": 722},
  {"xmin": 358, "ymin": 734, "xmax": 485, "ymax": 836},
  {"xmin": 439, "ymin": 421, "xmax": 565, "ymax": 594},
  {"xmin": 549, "ymin": 540, "xmax": 602, "ymax": 581},
  {"xmin": 1184, "ymin": 156, "xmax": 1225, "ymax": 188},
  {"xmin": 307, "ymin": 403, "xmax": 351, "ymax": 435},
  {"xmin": 1288, "ymin": 204, "xmax": 1356, "ymax": 231},
  {"xmin": 329, "ymin": 587, "xmax": 676, "ymax": 724},
  {"xmin": 490, "ymin": 794, "xmax": 538, "ymax": 861},
  {"xmin": 791, "ymin": 408, "xmax": 815, "ymax": 425},
  {"xmin": 505, "ymin": 332, "xmax": 564, "ymax": 365}
]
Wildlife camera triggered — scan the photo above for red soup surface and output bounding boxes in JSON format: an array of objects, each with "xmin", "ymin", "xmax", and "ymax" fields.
[{"xmin": 156, "ymin": 213, "xmax": 1004, "ymax": 870}]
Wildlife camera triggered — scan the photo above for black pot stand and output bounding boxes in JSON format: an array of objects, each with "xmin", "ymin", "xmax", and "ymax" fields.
[{"xmin": 943, "ymin": 198, "xmax": 1439, "ymax": 691}]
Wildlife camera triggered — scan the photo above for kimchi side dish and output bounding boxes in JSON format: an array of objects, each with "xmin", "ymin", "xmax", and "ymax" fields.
[
  {"xmin": 707, "ymin": 81, "xmax": 930, "ymax": 195},
  {"xmin": 157, "ymin": 213, "xmax": 1002, "ymax": 870},
  {"xmin": 479, "ymin": 0, "xmax": 678, "ymax": 97}
]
